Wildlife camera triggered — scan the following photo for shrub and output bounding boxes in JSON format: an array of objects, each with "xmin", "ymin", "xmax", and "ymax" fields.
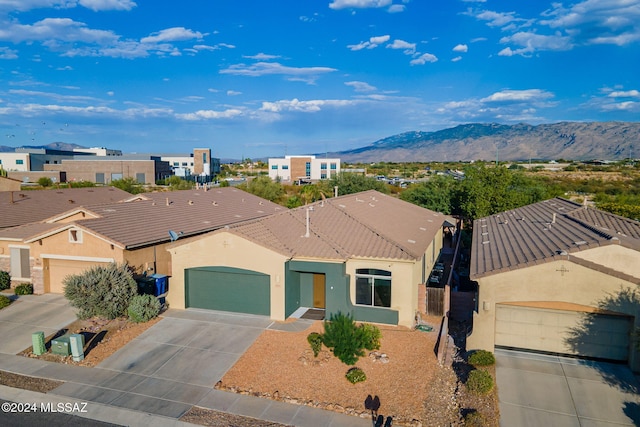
[
  {"xmin": 322, "ymin": 313, "xmax": 381, "ymax": 365},
  {"xmin": 14, "ymin": 283, "xmax": 33, "ymax": 295},
  {"xmin": 0, "ymin": 271, "xmax": 10, "ymax": 291},
  {"xmin": 0, "ymin": 294, "xmax": 11, "ymax": 309},
  {"xmin": 128, "ymin": 294, "xmax": 161, "ymax": 323},
  {"xmin": 64, "ymin": 263, "xmax": 138, "ymax": 319},
  {"xmin": 466, "ymin": 369, "xmax": 494, "ymax": 394},
  {"xmin": 307, "ymin": 332, "xmax": 323, "ymax": 357},
  {"xmin": 360, "ymin": 323, "xmax": 382, "ymax": 351},
  {"xmin": 468, "ymin": 349, "xmax": 496, "ymax": 366},
  {"xmin": 463, "ymin": 410, "xmax": 486, "ymax": 427},
  {"xmin": 37, "ymin": 177, "xmax": 53, "ymax": 187},
  {"xmin": 345, "ymin": 367, "xmax": 367, "ymax": 384}
]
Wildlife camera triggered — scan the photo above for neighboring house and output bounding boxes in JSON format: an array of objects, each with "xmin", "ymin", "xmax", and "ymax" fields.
[
  {"xmin": 0, "ymin": 188, "xmax": 283, "ymax": 294},
  {"xmin": 167, "ymin": 190, "xmax": 453, "ymax": 327},
  {"xmin": 0, "ymin": 187, "xmax": 132, "ymax": 230},
  {"xmin": 466, "ymin": 197, "xmax": 640, "ymax": 371},
  {"xmin": 0, "ymin": 176, "xmax": 22, "ymax": 192},
  {"xmin": 268, "ymin": 155, "xmax": 340, "ymax": 182},
  {"xmin": 161, "ymin": 148, "xmax": 221, "ymax": 179},
  {"xmin": 44, "ymin": 155, "xmax": 173, "ymax": 184}
]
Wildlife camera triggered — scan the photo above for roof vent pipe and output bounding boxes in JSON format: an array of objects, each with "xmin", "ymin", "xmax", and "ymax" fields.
[
  {"xmin": 304, "ymin": 207, "xmax": 313, "ymax": 238},
  {"xmin": 166, "ymin": 197, "xmax": 170, "ymax": 206},
  {"xmin": 334, "ymin": 186, "xmax": 338, "ymax": 198},
  {"xmin": 552, "ymin": 213, "xmax": 556, "ymax": 224}
]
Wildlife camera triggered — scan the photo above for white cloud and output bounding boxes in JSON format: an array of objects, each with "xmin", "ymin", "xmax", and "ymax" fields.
[
  {"xmin": 473, "ymin": 10, "xmax": 520, "ymax": 27},
  {"xmin": 499, "ymin": 32, "xmax": 573, "ymax": 56},
  {"xmin": 386, "ymin": 39, "xmax": 416, "ymax": 54},
  {"xmin": 345, "ymin": 81, "xmax": 377, "ymax": 92},
  {"xmin": 176, "ymin": 109, "xmax": 244, "ymax": 121},
  {"xmin": 329, "ymin": 0, "xmax": 392, "ymax": 10},
  {"xmin": 481, "ymin": 89, "xmax": 554, "ymax": 103},
  {"xmin": 141, "ymin": 27, "xmax": 204, "ymax": 44},
  {"xmin": 410, "ymin": 52, "xmax": 438, "ymax": 65},
  {"xmin": 260, "ymin": 98, "xmax": 355, "ymax": 113},
  {"xmin": 220, "ymin": 62, "xmax": 337, "ymax": 84},
  {"xmin": 451, "ymin": 56, "xmax": 462, "ymax": 62},
  {"xmin": 79, "ymin": 0, "xmax": 136, "ymax": 11},
  {"xmin": 193, "ymin": 44, "xmax": 218, "ymax": 51},
  {"xmin": 107, "ymin": 91, "xmax": 114, "ymax": 96},
  {"xmin": 608, "ymin": 89, "xmax": 640, "ymax": 98},
  {"xmin": 227, "ymin": 90, "xmax": 242, "ymax": 96},
  {"xmin": 347, "ymin": 34, "xmax": 390, "ymax": 50},
  {"xmin": 453, "ymin": 44, "xmax": 468, "ymax": 52},
  {"xmin": 243, "ymin": 53, "xmax": 281, "ymax": 60},
  {"xmin": 0, "ymin": 47, "xmax": 18, "ymax": 59},
  {"xmin": 0, "ymin": 0, "xmax": 136, "ymax": 12},
  {"xmin": 388, "ymin": 4, "xmax": 406, "ymax": 13},
  {"xmin": 0, "ymin": 18, "xmax": 119, "ymax": 44}
]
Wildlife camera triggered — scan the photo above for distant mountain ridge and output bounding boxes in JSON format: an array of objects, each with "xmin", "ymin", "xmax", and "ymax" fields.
[
  {"xmin": 330, "ymin": 122, "xmax": 640, "ymax": 162},
  {"xmin": 0, "ymin": 142, "xmax": 85, "ymax": 153}
]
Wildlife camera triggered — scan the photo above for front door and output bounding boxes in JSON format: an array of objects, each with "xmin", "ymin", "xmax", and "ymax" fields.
[{"xmin": 313, "ymin": 274, "xmax": 326, "ymax": 309}]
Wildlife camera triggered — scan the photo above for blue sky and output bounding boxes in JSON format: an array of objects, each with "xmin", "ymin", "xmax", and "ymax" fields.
[{"xmin": 0, "ymin": 0, "xmax": 638, "ymax": 159}]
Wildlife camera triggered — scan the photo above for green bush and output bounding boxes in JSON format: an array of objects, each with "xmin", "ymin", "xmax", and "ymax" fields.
[
  {"xmin": 14, "ymin": 283, "xmax": 33, "ymax": 295},
  {"xmin": 322, "ymin": 313, "xmax": 381, "ymax": 365},
  {"xmin": 345, "ymin": 367, "xmax": 367, "ymax": 384},
  {"xmin": 0, "ymin": 294, "xmax": 11, "ymax": 309},
  {"xmin": 360, "ymin": 323, "xmax": 382, "ymax": 351},
  {"xmin": 0, "ymin": 271, "xmax": 10, "ymax": 291},
  {"xmin": 127, "ymin": 294, "xmax": 161, "ymax": 323},
  {"xmin": 466, "ymin": 369, "xmax": 494, "ymax": 394},
  {"xmin": 63, "ymin": 263, "xmax": 138, "ymax": 319},
  {"xmin": 37, "ymin": 177, "xmax": 53, "ymax": 187},
  {"xmin": 468, "ymin": 349, "xmax": 496, "ymax": 366},
  {"xmin": 307, "ymin": 332, "xmax": 323, "ymax": 357},
  {"xmin": 463, "ymin": 411, "xmax": 486, "ymax": 427}
]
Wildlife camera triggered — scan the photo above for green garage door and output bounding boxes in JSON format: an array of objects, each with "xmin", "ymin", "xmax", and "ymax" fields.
[
  {"xmin": 185, "ymin": 266, "xmax": 270, "ymax": 316},
  {"xmin": 495, "ymin": 304, "xmax": 632, "ymax": 361}
]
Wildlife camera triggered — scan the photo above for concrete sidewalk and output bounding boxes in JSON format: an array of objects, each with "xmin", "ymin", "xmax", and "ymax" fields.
[{"xmin": 0, "ymin": 295, "xmax": 371, "ymax": 427}]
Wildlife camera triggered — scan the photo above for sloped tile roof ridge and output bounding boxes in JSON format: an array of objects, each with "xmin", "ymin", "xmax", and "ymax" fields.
[
  {"xmin": 564, "ymin": 201, "xmax": 640, "ymax": 241},
  {"xmin": 291, "ymin": 203, "xmax": 353, "ymax": 258},
  {"xmin": 324, "ymin": 190, "xmax": 426, "ymax": 259},
  {"xmin": 225, "ymin": 210, "xmax": 299, "ymax": 257}
]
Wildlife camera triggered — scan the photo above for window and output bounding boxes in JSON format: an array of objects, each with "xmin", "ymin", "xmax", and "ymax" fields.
[
  {"xmin": 271, "ymin": 165, "xmax": 278, "ymax": 170},
  {"xmin": 69, "ymin": 229, "xmax": 82, "ymax": 243},
  {"xmin": 321, "ymin": 173, "xmax": 327, "ymax": 179},
  {"xmin": 173, "ymin": 162, "xmax": 180, "ymax": 167},
  {"xmin": 305, "ymin": 162, "xmax": 311, "ymax": 177},
  {"xmin": 136, "ymin": 173, "xmax": 145, "ymax": 183},
  {"xmin": 16, "ymin": 159, "xmax": 24, "ymax": 165},
  {"xmin": 111, "ymin": 173, "xmax": 123, "ymax": 181},
  {"xmin": 355, "ymin": 268, "xmax": 391, "ymax": 307},
  {"xmin": 320, "ymin": 163, "xmax": 327, "ymax": 170},
  {"xmin": 182, "ymin": 162, "xmax": 188, "ymax": 167},
  {"xmin": 330, "ymin": 163, "xmax": 337, "ymax": 170},
  {"xmin": 282, "ymin": 165, "xmax": 289, "ymax": 170},
  {"xmin": 95, "ymin": 173, "xmax": 105, "ymax": 184}
]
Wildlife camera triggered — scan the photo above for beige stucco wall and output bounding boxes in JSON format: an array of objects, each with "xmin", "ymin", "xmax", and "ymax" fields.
[
  {"xmin": 0, "ymin": 176, "xmax": 21, "ymax": 191},
  {"xmin": 167, "ymin": 231, "xmax": 290, "ymax": 320},
  {"xmin": 45, "ymin": 160, "xmax": 155, "ymax": 184},
  {"xmin": 573, "ymin": 245, "xmax": 640, "ymax": 278},
  {"xmin": 467, "ymin": 259, "xmax": 640, "ymax": 371}
]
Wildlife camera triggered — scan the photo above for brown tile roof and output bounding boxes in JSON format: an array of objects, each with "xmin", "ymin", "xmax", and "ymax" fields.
[
  {"xmin": 0, "ymin": 187, "xmax": 283, "ymax": 249},
  {"xmin": 0, "ymin": 187, "xmax": 132, "ymax": 229},
  {"xmin": 226, "ymin": 190, "xmax": 449, "ymax": 261},
  {"xmin": 471, "ymin": 197, "xmax": 640, "ymax": 280}
]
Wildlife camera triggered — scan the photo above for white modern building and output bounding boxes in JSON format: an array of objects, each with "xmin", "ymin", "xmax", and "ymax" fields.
[{"xmin": 268, "ymin": 155, "xmax": 341, "ymax": 182}]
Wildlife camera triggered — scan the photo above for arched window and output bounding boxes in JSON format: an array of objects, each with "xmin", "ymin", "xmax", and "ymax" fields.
[{"xmin": 355, "ymin": 269, "xmax": 391, "ymax": 308}]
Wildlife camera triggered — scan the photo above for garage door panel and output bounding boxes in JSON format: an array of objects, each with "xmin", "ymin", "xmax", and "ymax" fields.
[
  {"xmin": 186, "ymin": 267, "xmax": 270, "ymax": 316},
  {"xmin": 495, "ymin": 305, "xmax": 631, "ymax": 362},
  {"xmin": 47, "ymin": 259, "xmax": 110, "ymax": 294}
]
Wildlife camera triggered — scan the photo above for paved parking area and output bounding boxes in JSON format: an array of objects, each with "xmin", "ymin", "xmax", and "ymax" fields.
[
  {"xmin": 0, "ymin": 294, "xmax": 77, "ymax": 355},
  {"xmin": 496, "ymin": 349, "xmax": 640, "ymax": 426}
]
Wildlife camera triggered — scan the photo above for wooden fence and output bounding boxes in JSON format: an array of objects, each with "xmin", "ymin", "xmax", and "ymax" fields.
[{"xmin": 426, "ymin": 287, "xmax": 445, "ymax": 316}]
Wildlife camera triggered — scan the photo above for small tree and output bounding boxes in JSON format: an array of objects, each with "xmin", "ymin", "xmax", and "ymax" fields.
[
  {"xmin": 38, "ymin": 177, "xmax": 53, "ymax": 187},
  {"xmin": 63, "ymin": 263, "xmax": 138, "ymax": 319},
  {"xmin": 0, "ymin": 270, "xmax": 10, "ymax": 291},
  {"xmin": 322, "ymin": 313, "xmax": 381, "ymax": 365},
  {"xmin": 128, "ymin": 294, "xmax": 161, "ymax": 323}
]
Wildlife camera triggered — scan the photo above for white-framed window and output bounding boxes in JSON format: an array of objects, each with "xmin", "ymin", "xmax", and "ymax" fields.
[
  {"xmin": 69, "ymin": 229, "xmax": 83, "ymax": 244},
  {"xmin": 355, "ymin": 268, "xmax": 391, "ymax": 307},
  {"xmin": 10, "ymin": 246, "xmax": 30, "ymax": 280}
]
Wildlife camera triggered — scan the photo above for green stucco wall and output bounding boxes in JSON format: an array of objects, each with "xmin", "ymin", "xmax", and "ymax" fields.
[{"xmin": 287, "ymin": 260, "xmax": 398, "ymax": 325}]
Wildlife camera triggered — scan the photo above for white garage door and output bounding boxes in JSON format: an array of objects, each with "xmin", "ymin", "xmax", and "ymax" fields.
[
  {"xmin": 46, "ymin": 258, "xmax": 110, "ymax": 294},
  {"xmin": 495, "ymin": 304, "xmax": 632, "ymax": 361}
]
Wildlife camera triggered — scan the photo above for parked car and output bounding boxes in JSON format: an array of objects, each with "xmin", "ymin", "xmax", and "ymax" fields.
[{"xmin": 434, "ymin": 262, "xmax": 445, "ymax": 273}]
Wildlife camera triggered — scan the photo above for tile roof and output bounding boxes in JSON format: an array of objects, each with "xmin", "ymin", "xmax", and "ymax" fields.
[
  {"xmin": 1, "ymin": 187, "xmax": 284, "ymax": 249},
  {"xmin": 226, "ymin": 190, "xmax": 450, "ymax": 261},
  {"xmin": 0, "ymin": 187, "xmax": 132, "ymax": 229},
  {"xmin": 471, "ymin": 197, "xmax": 640, "ymax": 279}
]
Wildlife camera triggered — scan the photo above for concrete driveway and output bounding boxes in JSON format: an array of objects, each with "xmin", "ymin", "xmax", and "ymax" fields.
[
  {"xmin": 0, "ymin": 293, "xmax": 77, "ymax": 355},
  {"xmin": 496, "ymin": 349, "xmax": 640, "ymax": 426}
]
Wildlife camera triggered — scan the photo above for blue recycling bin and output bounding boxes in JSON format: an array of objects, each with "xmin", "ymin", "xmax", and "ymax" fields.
[{"xmin": 150, "ymin": 274, "xmax": 168, "ymax": 297}]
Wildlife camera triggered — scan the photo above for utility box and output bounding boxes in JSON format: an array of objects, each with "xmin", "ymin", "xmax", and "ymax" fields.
[
  {"xmin": 51, "ymin": 334, "xmax": 71, "ymax": 356},
  {"xmin": 69, "ymin": 334, "xmax": 85, "ymax": 362},
  {"xmin": 32, "ymin": 331, "xmax": 45, "ymax": 356}
]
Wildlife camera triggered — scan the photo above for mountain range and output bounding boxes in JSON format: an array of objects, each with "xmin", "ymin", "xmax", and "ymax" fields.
[
  {"xmin": 2, "ymin": 122, "xmax": 639, "ymax": 163},
  {"xmin": 328, "ymin": 122, "xmax": 640, "ymax": 163}
]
